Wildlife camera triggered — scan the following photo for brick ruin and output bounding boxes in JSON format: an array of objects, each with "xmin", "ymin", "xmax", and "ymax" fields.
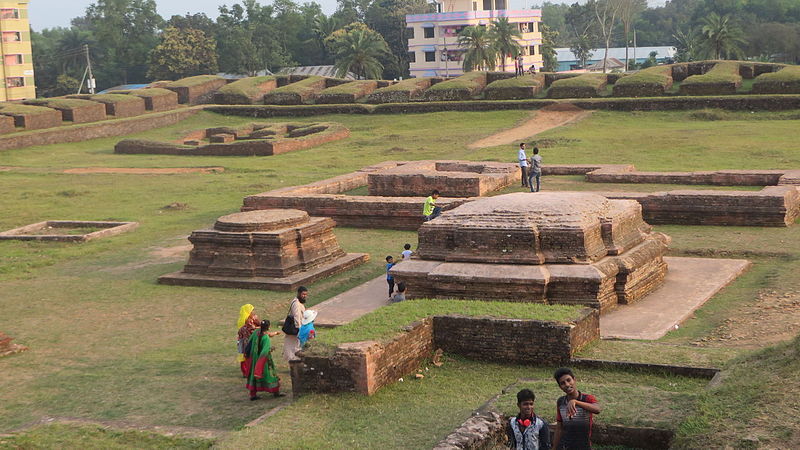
[
  {"xmin": 158, "ymin": 209, "xmax": 368, "ymax": 290},
  {"xmin": 0, "ymin": 220, "xmax": 139, "ymax": 242},
  {"xmin": 114, "ymin": 122, "xmax": 349, "ymax": 157},
  {"xmin": 242, "ymin": 161, "xmax": 800, "ymax": 229},
  {"xmin": 290, "ymin": 309, "xmax": 599, "ymax": 396},
  {"xmin": 391, "ymin": 192, "xmax": 670, "ymax": 312}
]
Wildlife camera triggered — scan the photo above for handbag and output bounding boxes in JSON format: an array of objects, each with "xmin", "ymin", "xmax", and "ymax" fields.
[{"xmin": 282, "ymin": 300, "xmax": 300, "ymax": 335}]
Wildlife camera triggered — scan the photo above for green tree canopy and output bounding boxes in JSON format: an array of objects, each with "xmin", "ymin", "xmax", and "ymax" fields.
[
  {"xmin": 458, "ymin": 25, "xmax": 497, "ymax": 72},
  {"xmin": 326, "ymin": 22, "xmax": 390, "ymax": 79},
  {"xmin": 147, "ymin": 26, "xmax": 218, "ymax": 80},
  {"xmin": 490, "ymin": 17, "xmax": 523, "ymax": 67},
  {"xmin": 699, "ymin": 12, "xmax": 747, "ymax": 59}
]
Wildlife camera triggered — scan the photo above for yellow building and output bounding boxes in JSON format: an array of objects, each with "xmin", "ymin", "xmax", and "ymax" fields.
[
  {"xmin": 406, "ymin": 0, "xmax": 543, "ymax": 77},
  {"xmin": 0, "ymin": 0, "xmax": 34, "ymax": 100}
]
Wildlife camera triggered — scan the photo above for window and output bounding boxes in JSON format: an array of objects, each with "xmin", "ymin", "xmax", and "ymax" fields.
[
  {"xmin": 406, "ymin": 28, "xmax": 414, "ymax": 39},
  {"xmin": 2, "ymin": 31, "xmax": 21, "ymax": 42},
  {"xmin": 495, "ymin": 0, "xmax": 506, "ymax": 9},
  {"xmin": 424, "ymin": 51, "xmax": 436, "ymax": 62},
  {"xmin": 408, "ymin": 51, "xmax": 416, "ymax": 63},
  {"xmin": 4, "ymin": 54, "xmax": 22, "ymax": 65},
  {"xmin": 537, "ymin": 45, "xmax": 542, "ymax": 55},
  {"xmin": 529, "ymin": 45, "xmax": 537, "ymax": 55},
  {"xmin": 483, "ymin": 0, "xmax": 491, "ymax": 10},
  {"xmin": 473, "ymin": 1, "xmax": 477, "ymax": 10},
  {"xmin": 0, "ymin": 9, "xmax": 19, "ymax": 19},
  {"xmin": 6, "ymin": 77, "xmax": 24, "ymax": 87},
  {"xmin": 423, "ymin": 27, "xmax": 434, "ymax": 39}
]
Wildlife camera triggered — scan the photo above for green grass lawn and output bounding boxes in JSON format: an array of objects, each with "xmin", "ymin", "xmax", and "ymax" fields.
[{"xmin": 1, "ymin": 108, "xmax": 800, "ymax": 447}]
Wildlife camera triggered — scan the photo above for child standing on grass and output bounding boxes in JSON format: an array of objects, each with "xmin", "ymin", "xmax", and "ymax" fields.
[
  {"xmin": 552, "ymin": 368, "xmax": 602, "ymax": 450},
  {"xmin": 401, "ymin": 243, "xmax": 413, "ymax": 260},
  {"xmin": 298, "ymin": 310, "xmax": 317, "ymax": 347},
  {"xmin": 385, "ymin": 255, "xmax": 396, "ymax": 299},
  {"xmin": 507, "ymin": 388, "xmax": 551, "ymax": 450}
]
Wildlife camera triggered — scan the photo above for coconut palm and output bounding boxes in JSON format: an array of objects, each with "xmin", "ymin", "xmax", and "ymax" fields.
[
  {"xmin": 330, "ymin": 25, "xmax": 390, "ymax": 79},
  {"xmin": 489, "ymin": 17, "xmax": 522, "ymax": 69},
  {"xmin": 458, "ymin": 25, "xmax": 497, "ymax": 72},
  {"xmin": 699, "ymin": 13, "xmax": 746, "ymax": 60}
]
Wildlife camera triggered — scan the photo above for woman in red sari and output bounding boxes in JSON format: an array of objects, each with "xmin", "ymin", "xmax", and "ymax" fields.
[
  {"xmin": 244, "ymin": 320, "xmax": 283, "ymax": 400},
  {"xmin": 237, "ymin": 304, "xmax": 260, "ymax": 377}
]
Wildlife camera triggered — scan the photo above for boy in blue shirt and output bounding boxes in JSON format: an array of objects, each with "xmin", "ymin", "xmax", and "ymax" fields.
[
  {"xmin": 507, "ymin": 388, "xmax": 550, "ymax": 449},
  {"xmin": 385, "ymin": 255, "xmax": 396, "ymax": 300}
]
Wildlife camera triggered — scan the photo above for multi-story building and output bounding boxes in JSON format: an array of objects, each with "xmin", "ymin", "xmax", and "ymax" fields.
[
  {"xmin": 0, "ymin": 0, "xmax": 34, "ymax": 101},
  {"xmin": 406, "ymin": 0, "xmax": 542, "ymax": 78}
]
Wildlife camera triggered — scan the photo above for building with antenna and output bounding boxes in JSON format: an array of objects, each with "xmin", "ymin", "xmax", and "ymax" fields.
[
  {"xmin": 0, "ymin": 0, "xmax": 34, "ymax": 100},
  {"xmin": 406, "ymin": 0, "xmax": 542, "ymax": 78}
]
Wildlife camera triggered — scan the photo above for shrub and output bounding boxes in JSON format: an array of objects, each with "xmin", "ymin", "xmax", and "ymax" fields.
[
  {"xmin": 263, "ymin": 76, "xmax": 328, "ymax": 105},
  {"xmin": 679, "ymin": 61, "xmax": 742, "ymax": 95},
  {"xmin": 366, "ymin": 78, "xmax": 437, "ymax": 103},
  {"xmin": 548, "ymin": 74, "xmax": 608, "ymax": 98},
  {"xmin": 424, "ymin": 72, "xmax": 488, "ymax": 101},
  {"xmin": 752, "ymin": 66, "xmax": 800, "ymax": 94},
  {"xmin": 213, "ymin": 76, "xmax": 278, "ymax": 104},
  {"xmin": 613, "ymin": 65, "xmax": 673, "ymax": 97},
  {"xmin": 316, "ymin": 80, "xmax": 379, "ymax": 104},
  {"xmin": 484, "ymin": 75, "xmax": 543, "ymax": 100}
]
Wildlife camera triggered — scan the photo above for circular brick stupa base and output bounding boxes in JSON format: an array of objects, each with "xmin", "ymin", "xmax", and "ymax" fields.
[{"xmin": 159, "ymin": 209, "xmax": 368, "ymax": 291}]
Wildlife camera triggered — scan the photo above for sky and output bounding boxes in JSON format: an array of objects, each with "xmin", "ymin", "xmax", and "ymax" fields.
[{"xmin": 29, "ymin": 0, "xmax": 666, "ymax": 31}]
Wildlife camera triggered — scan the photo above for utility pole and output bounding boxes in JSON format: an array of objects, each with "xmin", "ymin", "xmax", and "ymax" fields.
[{"xmin": 84, "ymin": 44, "xmax": 96, "ymax": 94}]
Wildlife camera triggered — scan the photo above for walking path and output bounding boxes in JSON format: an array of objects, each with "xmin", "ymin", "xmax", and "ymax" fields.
[
  {"xmin": 468, "ymin": 103, "xmax": 592, "ymax": 149},
  {"xmin": 309, "ymin": 257, "xmax": 751, "ymax": 340}
]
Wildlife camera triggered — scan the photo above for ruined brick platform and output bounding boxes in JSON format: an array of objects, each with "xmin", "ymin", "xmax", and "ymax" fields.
[
  {"xmin": 367, "ymin": 160, "xmax": 517, "ymax": 197},
  {"xmin": 158, "ymin": 209, "xmax": 368, "ymax": 290},
  {"xmin": 391, "ymin": 192, "xmax": 670, "ymax": 312},
  {"xmin": 0, "ymin": 220, "xmax": 139, "ymax": 242},
  {"xmin": 0, "ymin": 332, "xmax": 27, "ymax": 357}
]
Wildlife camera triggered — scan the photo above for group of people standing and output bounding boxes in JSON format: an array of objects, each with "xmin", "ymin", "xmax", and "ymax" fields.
[
  {"xmin": 235, "ymin": 287, "xmax": 317, "ymax": 401},
  {"xmin": 518, "ymin": 142, "xmax": 543, "ymax": 192}
]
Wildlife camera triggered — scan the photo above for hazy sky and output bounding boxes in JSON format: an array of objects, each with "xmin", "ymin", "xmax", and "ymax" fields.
[{"xmin": 29, "ymin": 0, "xmax": 666, "ymax": 31}]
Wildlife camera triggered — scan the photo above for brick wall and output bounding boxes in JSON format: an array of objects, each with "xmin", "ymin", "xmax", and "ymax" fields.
[{"xmin": 167, "ymin": 78, "xmax": 228, "ymax": 104}]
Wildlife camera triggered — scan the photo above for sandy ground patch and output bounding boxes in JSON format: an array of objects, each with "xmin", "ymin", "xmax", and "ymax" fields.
[
  {"xmin": 102, "ymin": 243, "xmax": 192, "ymax": 274},
  {"xmin": 64, "ymin": 167, "xmax": 224, "ymax": 174},
  {"xmin": 468, "ymin": 103, "xmax": 592, "ymax": 149},
  {"xmin": 178, "ymin": 129, "xmax": 206, "ymax": 143}
]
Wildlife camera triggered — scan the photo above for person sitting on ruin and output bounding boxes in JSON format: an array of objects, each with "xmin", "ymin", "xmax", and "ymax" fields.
[
  {"xmin": 391, "ymin": 282, "xmax": 407, "ymax": 303},
  {"xmin": 423, "ymin": 190, "xmax": 442, "ymax": 221},
  {"xmin": 236, "ymin": 304, "xmax": 260, "ymax": 377},
  {"xmin": 507, "ymin": 388, "xmax": 551, "ymax": 450},
  {"xmin": 244, "ymin": 320, "xmax": 283, "ymax": 400},
  {"xmin": 298, "ymin": 310, "xmax": 317, "ymax": 347}
]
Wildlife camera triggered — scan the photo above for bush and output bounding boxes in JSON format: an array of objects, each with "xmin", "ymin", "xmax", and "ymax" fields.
[
  {"xmin": 484, "ymin": 75, "xmax": 543, "ymax": 100},
  {"xmin": 164, "ymin": 74, "xmax": 225, "ymax": 88},
  {"xmin": 548, "ymin": 74, "xmax": 608, "ymax": 98},
  {"xmin": 316, "ymin": 80, "xmax": 379, "ymax": 104},
  {"xmin": 263, "ymin": 76, "xmax": 328, "ymax": 105},
  {"xmin": 613, "ymin": 65, "xmax": 673, "ymax": 97},
  {"xmin": 679, "ymin": 61, "xmax": 742, "ymax": 96},
  {"xmin": 213, "ymin": 76, "xmax": 278, "ymax": 104},
  {"xmin": 752, "ymin": 65, "xmax": 800, "ymax": 94},
  {"xmin": 424, "ymin": 72, "xmax": 488, "ymax": 101},
  {"xmin": 366, "ymin": 78, "xmax": 438, "ymax": 103}
]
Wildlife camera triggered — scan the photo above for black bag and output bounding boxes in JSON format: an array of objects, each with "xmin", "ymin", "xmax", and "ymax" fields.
[{"xmin": 282, "ymin": 314, "xmax": 299, "ymax": 335}]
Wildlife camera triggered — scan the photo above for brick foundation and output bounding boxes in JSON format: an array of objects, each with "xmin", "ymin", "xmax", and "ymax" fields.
[{"xmin": 167, "ymin": 78, "xmax": 228, "ymax": 104}]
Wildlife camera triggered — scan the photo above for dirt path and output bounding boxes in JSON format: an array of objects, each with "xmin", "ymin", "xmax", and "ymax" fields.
[
  {"xmin": 468, "ymin": 103, "xmax": 591, "ymax": 149},
  {"xmin": 63, "ymin": 167, "xmax": 224, "ymax": 174}
]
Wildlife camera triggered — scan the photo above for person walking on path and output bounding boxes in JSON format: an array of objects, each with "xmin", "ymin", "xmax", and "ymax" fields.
[
  {"xmin": 282, "ymin": 286, "xmax": 308, "ymax": 361},
  {"xmin": 244, "ymin": 320, "xmax": 283, "ymax": 400},
  {"xmin": 423, "ymin": 190, "xmax": 442, "ymax": 221},
  {"xmin": 528, "ymin": 146, "xmax": 542, "ymax": 192},
  {"xmin": 518, "ymin": 143, "xmax": 529, "ymax": 187}
]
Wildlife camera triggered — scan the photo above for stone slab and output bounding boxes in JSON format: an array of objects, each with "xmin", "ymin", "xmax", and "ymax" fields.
[
  {"xmin": 600, "ymin": 256, "xmax": 751, "ymax": 340},
  {"xmin": 157, "ymin": 252, "xmax": 368, "ymax": 291},
  {"xmin": 312, "ymin": 275, "xmax": 391, "ymax": 327}
]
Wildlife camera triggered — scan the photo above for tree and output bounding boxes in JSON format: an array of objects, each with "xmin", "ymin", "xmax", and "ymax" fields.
[
  {"xmin": 215, "ymin": 1, "xmax": 292, "ymax": 75},
  {"xmin": 746, "ymin": 22, "xmax": 800, "ymax": 63},
  {"xmin": 540, "ymin": 24, "xmax": 560, "ymax": 72},
  {"xmin": 618, "ymin": 0, "xmax": 646, "ymax": 70},
  {"xmin": 699, "ymin": 12, "xmax": 746, "ymax": 60},
  {"xmin": 592, "ymin": 0, "xmax": 622, "ymax": 73},
  {"xmin": 147, "ymin": 26, "xmax": 218, "ymax": 80},
  {"xmin": 457, "ymin": 25, "xmax": 497, "ymax": 72},
  {"xmin": 565, "ymin": 2, "xmax": 599, "ymax": 68},
  {"xmin": 365, "ymin": 0, "xmax": 433, "ymax": 78},
  {"xmin": 673, "ymin": 27, "xmax": 699, "ymax": 62},
  {"xmin": 490, "ymin": 17, "xmax": 522, "ymax": 70},
  {"xmin": 311, "ymin": 14, "xmax": 340, "ymax": 63},
  {"xmin": 326, "ymin": 22, "xmax": 390, "ymax": 79},
  {"xmin": 82, "ymin": 0, "xmax": 163, "ymax": 86}
]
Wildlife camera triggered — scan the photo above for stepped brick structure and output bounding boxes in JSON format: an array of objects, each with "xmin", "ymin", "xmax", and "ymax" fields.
[
  {"xmin": 367, "ymin": 160, "xmax": 517, "ymax": 197},
  {"xmin": 390, "ymin": 192, "xmax": 670, "ymax": 312},
  {"xmin": 158, "ymin": 209, "xmax": 368, "ymax": 290}
]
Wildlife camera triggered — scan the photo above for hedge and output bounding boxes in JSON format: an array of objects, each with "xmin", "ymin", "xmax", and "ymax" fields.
[
  {"xmin": 213, "ymin": 76, "xmax": 278, "ymax": 104},
  {"xmin": 613, "ymin": 65, "xmax": 673, "ymax": 97},
  {"xmin": 315, "ymin": 80, "xmax": 379, "ymax": 104},
  {"xmin": 548, "ymin": 74, "xmax": 608, "ymax": 98},
  {"xmin": 483, "ymin": 74, "xmax": 543, "ymax": 100},
  {"xmin": 164, "ymin": 75, "xmax": 225, "ymax": 88},
  {"xmin": 263, "ymin": 76, "xmax": 328, "ymax": 105},
  {"xmin": 424, "ymin": 71, "xmax": 488, "ymax": 101},
  {"xmin": 752, "ymin": 65, "xmax": 800, "ymax": 94},
  {"xmin": 679, "ymin": 61, "xmax": 742, "ymax": 95},
  {"xmin": 366, "ymin": 77, "xmax": 438, "ymax": 103}
]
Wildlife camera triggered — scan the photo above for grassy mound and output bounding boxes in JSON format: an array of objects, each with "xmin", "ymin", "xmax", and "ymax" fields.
[
  {"xmin": 118, "ymin": 88, "xmax": 176, "ymax": 98},
  {"xmin": 263, "ymin": 76, "xmax": 327, "ymax": 105},
  {"xmin": 425, "ymin": 72, "xmax": 488, "ymax": 101},
  {"xmin": 752, "ymin": 65, "xmax": 800, "ymax": 94},
  {"xmin": 367, "ymin": 77, "xmax": 438, "ymax": 103},
  {"xmin": 613, "ymin": 65, "xmax": 673, "ymax": 97},
  {"xmin": 484, "ymin": 75, "xmax": 543, "ymax": 100},
  {"xmin": 89, "ymin": 93, "xmax": 145, "ymax": 104},
  {"xmin": 548, "ymin": 74, "xmax": 608, "ymax": 98},
  {"xmin": 304, "ymin": 299, "xmax": 583, "ymax": 355},
  {"xmin": 679, "ymin": 61, "xmax": 743, "ymax": 95},
  {"xmin": 24, "ymin": 98, "xmax": 100, "ymax": 109},
  {"xmin": 165, "ymin": 74, "xmax": 225, "ymax": 88},
  {"xmin": 0, "ymin": 103, "xmax": 61, "ymax": 115},
  {"xmin": 316, "ymin": 80, "xmax": 379, "ymax": 104},
  {"xmin": 214, "ymin": 76, "xmax": 278, "ymax": 104}
]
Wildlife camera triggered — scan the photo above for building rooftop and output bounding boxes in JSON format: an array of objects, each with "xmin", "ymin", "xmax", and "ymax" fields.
[
  {"xmin": 556, "ymin": 46, "xmax": 676, "ymax": 62},
  {"xmin": 278, "ymin": 65, "xmax": 357, "ymax": 80}
]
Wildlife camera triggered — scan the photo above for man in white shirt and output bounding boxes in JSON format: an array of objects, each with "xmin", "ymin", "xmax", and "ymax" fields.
[{"xmin": 518, "ymin": 143, "xmax": 529, "ymax": 187}]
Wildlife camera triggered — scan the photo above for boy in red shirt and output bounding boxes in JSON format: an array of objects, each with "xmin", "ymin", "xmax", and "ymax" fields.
[{"xmin": 552, "ymin": 368, "xmax": 602, "ymax": 450}]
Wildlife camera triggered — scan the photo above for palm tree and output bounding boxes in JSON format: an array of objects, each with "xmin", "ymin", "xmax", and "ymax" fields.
[
  {"xmin": 699, "ymin": 13, "xmax": 746, "ymax": 60},
  {"xmin": 312, "ymin": 14, "xmax": 339, "ymax": 58},
  {"xmin": 331, "ymin": 26, "xmax": 390, "ymax": 79},
  {"xmin": 489, "ymin": 17, "xmax": 522, "ymax": 70},
  {"xmin": 457, "ymin": 25, "xmax": 497, "ymax": 72}
]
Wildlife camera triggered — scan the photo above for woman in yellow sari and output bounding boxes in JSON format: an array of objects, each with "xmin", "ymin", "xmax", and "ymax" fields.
[{"xmin": 236, "ymin": 304, "xmax": 259, "ymax": 377}]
